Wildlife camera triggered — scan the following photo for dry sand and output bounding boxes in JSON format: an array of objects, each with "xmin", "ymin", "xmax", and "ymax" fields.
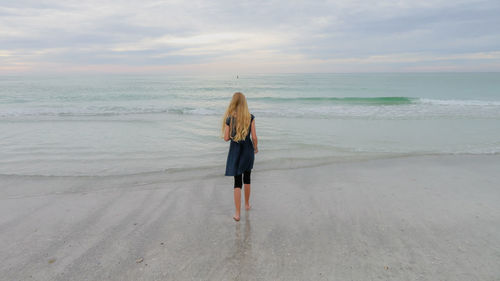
[{"xmin": 1, "ymin": 155, "xmax": 500, "ymax": 281}]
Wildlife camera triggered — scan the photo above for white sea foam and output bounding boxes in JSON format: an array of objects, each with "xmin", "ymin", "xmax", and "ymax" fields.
[
  {"xmin": 418, "ymin": 98, "xmax": 500, "ymax": 106},
  {"xmin": 2, "ymin": 97, "xmax": 500, "ymax": 119}
]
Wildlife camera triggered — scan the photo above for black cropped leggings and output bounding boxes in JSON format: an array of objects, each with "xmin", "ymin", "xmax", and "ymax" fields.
[{"xmin": 234, "ymin": 170, "xmax": 251, "ymax": 188}]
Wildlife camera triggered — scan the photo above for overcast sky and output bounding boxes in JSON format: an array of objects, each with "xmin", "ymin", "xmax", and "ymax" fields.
[{"xmin": 1, "ymin": 0, "xmax": 499, "ymax": 74}]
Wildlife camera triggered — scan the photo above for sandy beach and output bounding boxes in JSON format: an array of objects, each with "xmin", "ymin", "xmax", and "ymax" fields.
[{"xmin": 1, "ymin": 154, "xmax": 499, "ymax": 281}]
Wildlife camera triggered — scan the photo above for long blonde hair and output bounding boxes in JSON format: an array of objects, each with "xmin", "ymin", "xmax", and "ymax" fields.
[{"xmin": 221, "ymin": 92, "xmax": 251, "ymax": 142}]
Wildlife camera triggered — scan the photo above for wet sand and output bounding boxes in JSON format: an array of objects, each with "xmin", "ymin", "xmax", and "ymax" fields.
[{"xmin": 1, "ymin": 155, "xmax": 500, "ymax": 281}]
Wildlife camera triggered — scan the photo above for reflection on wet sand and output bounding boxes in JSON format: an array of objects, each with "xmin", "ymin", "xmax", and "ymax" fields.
[{"xmin": 228, "ymin": 212, "xmax": 253, "ymax": 277}]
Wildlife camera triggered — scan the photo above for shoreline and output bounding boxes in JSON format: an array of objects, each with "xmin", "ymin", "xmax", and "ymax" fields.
[
  {"xmin": 1, "ymin": 154, "xmax": 500, "ymax": 280},
  {"xmin": 1, "ymin": 153, "xmax": 499, "ymax": 198},
  {"xmin": 2, "ymin": 150, "xmax": 499, "ymax": 178}
]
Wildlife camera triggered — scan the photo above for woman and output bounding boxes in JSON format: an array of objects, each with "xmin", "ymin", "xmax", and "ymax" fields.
[{"xmin": 221, "ymin": 92, "xmax": 258, "ymax": 221}]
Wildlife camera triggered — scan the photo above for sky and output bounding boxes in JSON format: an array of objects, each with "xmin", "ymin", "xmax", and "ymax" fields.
[{"xmin": 1, "ymin": 0, "xmax": 499, "ymax": 74}]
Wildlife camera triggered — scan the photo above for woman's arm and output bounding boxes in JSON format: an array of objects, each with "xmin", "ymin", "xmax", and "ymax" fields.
[
  {"xmin": 224, "ymin": 124, "xmax": 230, "ymax": 142},
  {"xmin": 251, "ymin": 119, "xmax": 258, "ymax": 153}
]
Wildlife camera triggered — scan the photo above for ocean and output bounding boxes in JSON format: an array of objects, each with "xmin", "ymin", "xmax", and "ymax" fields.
[{"xmin": 1, "ymin": 73, "xmax": 499, "ymax": 177}]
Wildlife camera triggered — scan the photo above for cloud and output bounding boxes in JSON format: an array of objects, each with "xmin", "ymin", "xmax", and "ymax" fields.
[{"xmin": 0, "ymin": 0, "xmax": 499, "ymax": 73}]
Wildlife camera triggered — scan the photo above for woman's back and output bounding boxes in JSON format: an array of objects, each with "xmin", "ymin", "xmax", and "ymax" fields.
[
  {"xmin": 226, "ymin": 114, "xmax": 254, "ymax": 142},
  {"xmin": 225, "ymin": 114, "xmax": 254, "ymax": 176}
]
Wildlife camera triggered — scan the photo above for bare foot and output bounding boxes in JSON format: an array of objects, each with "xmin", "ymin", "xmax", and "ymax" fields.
[
  {"xmin": 245, "ymin": 204, "xmax": 251, "ymax": 210},
  {"xmin": 233, "ymin": 215, "xmax": 240, "ymax": 221}
]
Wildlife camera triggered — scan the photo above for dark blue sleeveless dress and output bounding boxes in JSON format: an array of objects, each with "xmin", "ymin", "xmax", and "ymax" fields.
[{"xmin": 225, "ymin": 114, "xmax": 255, "ymax": 176}]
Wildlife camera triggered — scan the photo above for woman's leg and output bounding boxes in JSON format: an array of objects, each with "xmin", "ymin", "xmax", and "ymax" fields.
[
  {"xmin": 233, "ymin": 188, "xmax": 241, "ymax": 220},
  {"xmin": 233, "ymin": 174, "xmax": 243, "ymax": 221},
  {"xmin": 243, "ymin": 170, "xmax": 251, "ymax": 210},
  {"xmin": 243, "ymin": 184, "xmax": 250, "ymax": 210}
]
